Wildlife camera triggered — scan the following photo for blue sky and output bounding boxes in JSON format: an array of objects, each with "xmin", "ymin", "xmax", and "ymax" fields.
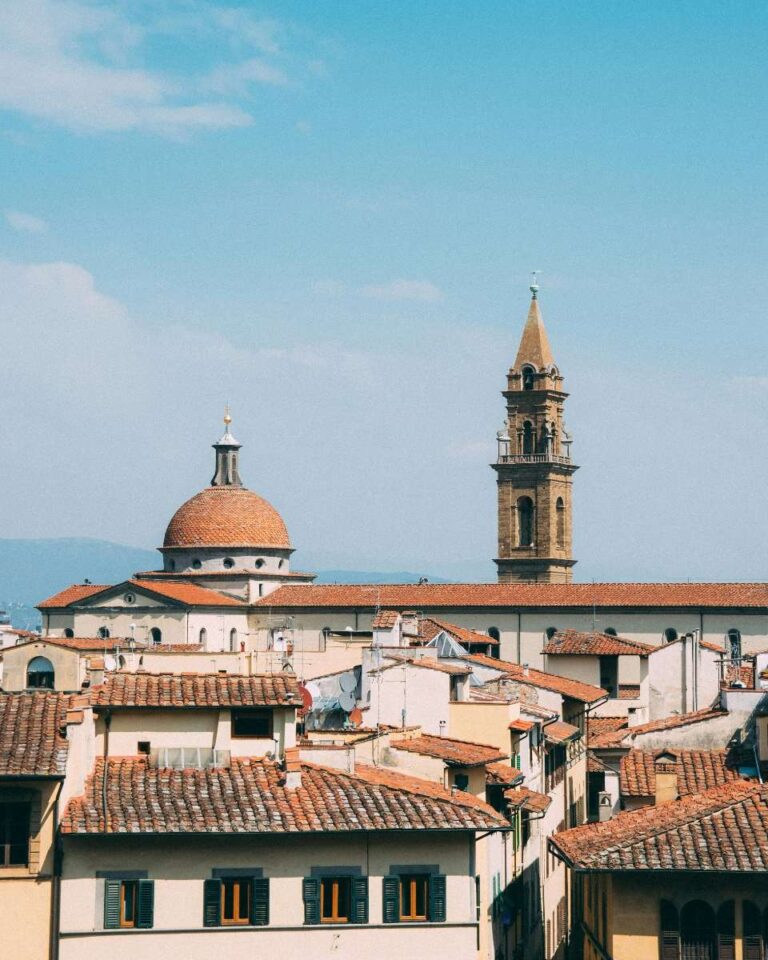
[{"xmin": 1, "ymin": 0, "xmax": 767, "ymax": 581}]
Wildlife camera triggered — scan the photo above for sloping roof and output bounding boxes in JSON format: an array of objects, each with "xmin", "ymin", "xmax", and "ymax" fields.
[
  {"xmin": 372, "ymin": 610, "xmax": 399, "ymax": 629},
  {"xmin": 418, "ymin": 617, "xmax": 499, "ymax": 647},
  {"xmin": 5, "ymin": 636, "xmax": 140, "ymax": 653},
  {"xmin": 587, "ymin": 716, "xmax": 628, "ymax": 743},
  {"xmin": 37, "ymin": 584, "xmax": 111, "ymax": 609},
  {"xmin": 89, "ymin": 673, "xmax": 300, "ymax": 708},
  {"xmin": 253, "ymin": 582, "xmax": 768, "ymax": 611},
  {"xmin": 589, "ymin": 707, "xmax": 726, "ymax": 749},
  {"xmin": 509, "ymin": 718, "xmax": 535, "ymax": 733},
  {"xmin": 543, "ymin": 629, "xmax": 655, "ymax": 657},
  {"xmin": 464, "ymin": 653, "xmax": 607, "ymax": 703},
  {"xmin": 504, "ymin": 785, "xmax": 552, "ymax": 813},
  {"xmin": 0, "ymin": 692, "xmax": 70, "ymax": 777},
  {"xmin": 390, "ymin": 734, "xmax": 505, "ymax": 767},
  {"xmin": 544, "ymin": 720, "xmax": 581, "ymax": 744},
  {"xmin": 61, "ymin": 757, "xmax": 507, "ymax": 835},
  {"xmin": 486, "ymin": 762, "xmax": 525, "ymax": 785},
  {"xmin": 619, "ymin": 749, "xmax": 742, "ymax": 798},
  {"xmin": 38, "ymin": 579, "xmax": 244, "ymax": 610},
  {"xmin": 551, "ymin": 781, "xmax": 767, "ymax": 871},
  {"xmin": 372, "ymin": 656, "xmax": 471, "ymax": 677}
]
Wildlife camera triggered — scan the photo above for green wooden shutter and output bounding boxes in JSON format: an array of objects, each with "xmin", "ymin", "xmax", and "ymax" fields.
[
  {"xmin": 429, "ymin": 874, "xmax": 447, "ymax": 923},
  {"xmin": 203, "ymin": 878, "xmax": 222, "ymax": 927},
  {"xmin": 136, "ymin": 880, "xmax": 154, "ymax": 929},
  {"xmin": 251, "ymin": 878, "xmax": 270, "ymax": 926},
  {"xmin": 382, "ymin": 876, "xmax": 399, "ymax": 924},
  {"xmin": 103, "ymin": 879, "xmax": 121, "ymax": 929},
  {"xmin": 351, "ymin": 877, "xmax": 369, "ymax": 924},
  {"xmin": 660, "ymin": 932, "xmax": 680, "ymax": 960},
  {"xmin": 303, "ymin": 877, "xmax": 320, "ymax": 925}
]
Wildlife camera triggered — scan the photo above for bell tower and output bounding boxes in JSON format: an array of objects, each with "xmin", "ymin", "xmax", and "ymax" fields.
[{"xmin": 492, "ymin": 279, "xmax": 578, "ymax": 582}]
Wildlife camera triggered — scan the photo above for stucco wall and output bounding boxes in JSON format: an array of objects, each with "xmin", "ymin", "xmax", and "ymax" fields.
[{"xmin": 2, "ymin": 640, "xmax": 83, "ymax": 691}]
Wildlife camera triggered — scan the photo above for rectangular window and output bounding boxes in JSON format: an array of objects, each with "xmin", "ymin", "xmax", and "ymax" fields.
[
  {"xmin": 231, "ymin": 709, "xmax": 273, "ymax": 738},
  {"xmin": 120, "ymin": 881, "xmax": 138, "ymax": 928},
  {"xmin": 0, "ymin": 802, "xmax": 30, "ymax": 867},
  {"xmin": 400, "ymin": 874, "xmax": 429, "ymax": 921},
  {"xmin": 222, "ymin": 878, "xmax": 251, "ymax": 925},
  {"xmin": 321, "ymin": 877, "xmax": 351, "ymax": 923},
  {"xmin": 104, "ymin": 878, "xmax": 154, "ymax": 929}
]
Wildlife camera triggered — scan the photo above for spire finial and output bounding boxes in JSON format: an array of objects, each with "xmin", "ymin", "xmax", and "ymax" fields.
[
  {"xmin": 224, "ymin": 403, "xmax": 232, "ymax": 428},
  {"xmin": 529, "ymin": 271, "xmax": 540, "ymax": 300}
]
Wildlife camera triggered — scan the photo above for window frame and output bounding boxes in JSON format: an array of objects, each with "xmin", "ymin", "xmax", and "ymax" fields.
[
  {"xmin": 119, "ymin": 880, "xmax": 138, "ymax": 928},
  {"xmin": 221, "ymin": 877, "xmax": 251, "ymax": 926},
  {"xmin": 0, "ymin": 801, "xmax": 30, "ymax": 867},
  {"xmin": 320, "ymin": 876, "xmax": 352, "ymax": 924},
  {"xmin": 399, "ymin": 873, "xmax": 429, "ymax": 922},
  {"xmin": 231, "ymin": 708, "xmax": 273, "ymax": 739}
]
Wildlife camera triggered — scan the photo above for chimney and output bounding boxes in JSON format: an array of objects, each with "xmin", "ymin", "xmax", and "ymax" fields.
[
  {"xmin": 284, "ymin": 746, "xmax": 302, "ymax": 789},
  {"xmin": 654, "ymin": 753, "xmax": 679, "ymax": 804},
  {"xmin": 522, "ymin": 663, "xmax": 530, "ymax": 677},
  {"xmin": 400, "ymin": 611, "xmax": 419, "ymax": 646},
  {"xmin": 87, "ymin": 657, "xmax": 105, "ymax": 687}
]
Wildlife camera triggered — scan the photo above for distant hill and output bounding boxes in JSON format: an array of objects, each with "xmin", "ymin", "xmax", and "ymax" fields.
[{"xmin": 0, "ymin": 538, "xmax": 451, "ymax": 629}]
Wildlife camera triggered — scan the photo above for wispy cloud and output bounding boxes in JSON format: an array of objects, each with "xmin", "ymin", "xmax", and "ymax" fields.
[
  {"xmin": 5, "ymin": 210, "xmax": 48, "ymax": 234},
  {"xmin": 361, "ymin": 279, "xmax": 444, "ymax": 303},
  {"xmin": 0, "ymin": 1, "xmax": 315, "ymax": 135}
]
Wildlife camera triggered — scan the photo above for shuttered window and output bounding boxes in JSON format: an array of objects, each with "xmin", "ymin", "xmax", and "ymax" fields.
[
  {"xmin": 304, "ymin": 876, "xmax": 368, "ymax": 925},
  {"xmin": 104, "ymin": 879, "xmax": 154, "ymax": 929},
  {"xmin": 382, "ymin": 873, "xmax": 446, "ymax": 923},
  {"xmin": 202, "ymin": 877, "xmax": 269, "ymax": 927}
]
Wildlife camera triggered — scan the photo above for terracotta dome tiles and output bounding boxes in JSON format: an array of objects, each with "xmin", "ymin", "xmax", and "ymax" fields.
[{"xmin": 163, "ymin": 486, "xmax": 291, "ymax": 550}]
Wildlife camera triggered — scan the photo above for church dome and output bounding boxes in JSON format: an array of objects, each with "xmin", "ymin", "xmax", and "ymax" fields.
[{"xmin": 163, "ymin": 486, "xmax": 291, "ymax": 550}]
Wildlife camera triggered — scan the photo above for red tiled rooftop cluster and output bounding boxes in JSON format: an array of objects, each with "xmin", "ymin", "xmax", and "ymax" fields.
[
  {"xmin": 391, "ymin": 734, "xmax": 505, "ymax": 767},
  {"xmin": 543, "ymin": 629, "xmax": 655, "ymax": 657},
  {"xmin": 0, "ymin": 692, "xmax": 70, "ymax": 777},
  {"xmin": 89, "ymin": 672, "xmax": 300, "ymax": 708},
  {"xmin": 619, "ymin": 748, "xmax": 742, "ymax": 798}
]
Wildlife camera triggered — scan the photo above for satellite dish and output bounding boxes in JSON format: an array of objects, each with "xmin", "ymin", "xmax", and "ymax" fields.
[
  {"xmin": 338, "ymin": 691, "xmax": 356, "ymax": 713},
  {"xmin": 298, "ymin": 684, "xmax": 313, "ymax": 714},
  {"xmin": 339, "ymin": 672, "xmax": 357, "ymax": 694},
  {"xmin": 103, "ymin": 655, "xmax": 116, "ymax": 672},
  {"xmin": 349, "ymin": 707, "xmax": 363, "ymax": 727}
]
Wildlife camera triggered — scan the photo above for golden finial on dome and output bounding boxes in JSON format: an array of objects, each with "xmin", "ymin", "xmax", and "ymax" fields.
[{"xmin": 223, "ymin": 403, "xmax": 232, "ymax": 427}]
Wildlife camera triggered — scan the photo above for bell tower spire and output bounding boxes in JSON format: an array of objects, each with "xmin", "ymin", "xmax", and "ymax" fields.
[
  {"xmin": 492, "ymin": 283, "xmax": 578, "ymax": 583},
  {"xmin": 211, "ymin": 406, "xmax": 243, "ymax": 487}
]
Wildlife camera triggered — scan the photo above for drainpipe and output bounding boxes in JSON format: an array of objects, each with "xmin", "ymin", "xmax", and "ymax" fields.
[
  {"xmin": 49, "ymin": 780, "xmax": 63, "ymax": 960},
  {"xmin": 516, "ymin": 612, "xmax": 522, "ymax": 664}
]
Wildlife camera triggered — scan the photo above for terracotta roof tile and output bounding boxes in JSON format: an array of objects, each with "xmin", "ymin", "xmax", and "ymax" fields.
[
  {"xmin": 551, "ymin": 781, "xmax": 768, "ymax": 871},
  {"xmin": 589, "ymin": 708, "xmax": 726, "ymax": 748},
  {"xmin": 89, "ymin": 672, "xmax": 300, "ymax": 708},
  {"xmin": 464, "ymin": 653, "xmax": 607, "ymax": 703},
  {"xmin": 163, "ymin": 486, "xmax": 290, "ymax": 549},
  {"xmin": 37, "ymin": 584, "xmax": 111, "ymax": 609},
  {"xmin": 486, "ymin": 762, "xmax": 525, "ymax": 785},
  {"xmin": 61, "ymin": 757, "xmax": 507, "ymax": 834},
  {"xmin": 509, "ymin": 718, "xmax": 535, "ymax": 733},
  {"xmin": 373, "ymin": 656, "xmax": 471, "ymax": 676},
  {"xmin": 255, "ymin": 582, "xmax": 768, "ymax": 611},
  {"xmin": 504, "ymin": 785, "xmax": 552, "ymax": 813},
  {"xmin": 391, "ymin": 734, "xmax": 506, "ymax": 767},
  {"xmin": 372, "ymin": 610, "xmax": 399, "ymax": 629},
  {"xmin": 544, "ymin": 720, "xmax": 581, "ymax": 744},
  {"xmin": 7, "ymin": 636, "xmax": 137, "ymax": 653},
  {"xmin": 617, "ymin": 684, "xmax": 641, "ymax": 699},
  {"xmin": 417, "ymin": 617, "xmax": 499, "ymax": 647},
  {"xmin": 0, "ymin": 692, "xmax": 70, "ymax": 777},
  {"xmin": 619, "ymin": 748, "xmax": 742, "ymax": 798},
  {"xmin": 543, "ymin": 629, "xmax": 655, "ymax": 656}
]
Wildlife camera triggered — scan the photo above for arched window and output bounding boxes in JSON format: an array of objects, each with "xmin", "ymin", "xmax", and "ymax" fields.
[
  {"xmin": 664, "ymin": 628, "xmax": 678, "ymax": 644},
  {"xmin": 199, "ymin": 627, "xmax": 207, "ymax": 645},
  {"xmin": 63, "ymin": 628, "xmax": 74, "ymax": 638},
  {"xmin": 556, "ymin": 498, "xmax": 565, "ymax": 548},
  {"xmin": 604, "ymin": 627, "xmax": 617, "ymax": 636},
  {"xmin": 522, "ymin": 365, "xmax": 535, "ymax": 391},
  {"xmin": 727, "ymin": 628, "xmax": 742, "ymax": 661},
  {"xmin": 150, "ymin": 627, "xmax": 162, "ymax": 645},
  {"xmin": 680, "ymin": 901, "xmax": 715, "ymax": 960},
  {"xmin": 742, "ymin": 901, "xmax": 762, "ymax": 959},
  {"xmin": 517, "ymin": 496, "xmax": 534, "ymax": 546},
  {"xmin": 27, "ymin": 656, "xmax": 55, "ymax": 689},
  {"xmin": 522, "ymin": 421, "xmax": 535, "ymax": 455},
  {"xmin": 229, "ymin": 628, "xmax": 238, "ymax": 651},
  {"xmin": 716, "ymin": 901, "xmax": 735, "ymax": 958},
  {"xmin": 97, "ymin": 626, "xmax": 110, "ymax": 639},
  {"xmin": 488, "ymin": 627, "xmax": 500, "ymax": 642},
  {"xmin": 545, "ymin": 626, "xmax": 558, "ymax": 641},
  {"xmin": 660, "ymin": 900, "xmax": 679, "ymax": 960},
  {"xmin": 117, "ymin": 655, "xmax": 126, "ymax": 669}
]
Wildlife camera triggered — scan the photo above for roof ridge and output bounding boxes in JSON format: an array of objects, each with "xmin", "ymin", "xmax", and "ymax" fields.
[{"xmin": 393, "ymin": 732, "xmax": 505, "ymax": 750}]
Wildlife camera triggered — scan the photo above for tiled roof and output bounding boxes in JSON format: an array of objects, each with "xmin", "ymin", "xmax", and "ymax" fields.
[
  {"xmin": 587, "ymin": 750, "xmax": 612, "ymax": 773},
  {"xmin": 417, "ymin": 617, "xmax": 499, "ymax": 647},
  {"xmin": 0, "ymin": 692, "xmax": 70, "ymax": 777},
  {"xmin": 504, "ymin": 785, "xmax": 552, "ymax": 813},
  {"xmin": 464, "ymin": 653, "xmax": 607, "ymax": 703},
  {"xmin": 509, "ymin": 718, "xmax": 535, "ymax": 733},
  {"xmin": 37, "ymin": 584, "xmax": 111, "ymax": 609},
  {"xmin": 6, "ymin": 636, "xmax": 138, "ymax": 653},
  {"xmin": 588, "ymin": 716, "xmax": 627, "ymax": 740},
  {"xmin": 486, "ymin": 762, "xmax": 525, "ymax": 785},
  {"xmin": 390, "ymin": 734, "xmax": 505, "ymax": 767},
  {"xmin": 89, "ymin": 672, "xmax": 300, "ymax": 708},
  {"xmin": 163, "ymin": 486, "xmax": 290, "ymax": 549},
  {"xmin": 543, "ymin": 629, "xmax": 655, "ymax": 656},
  {"xmin": 617, "ymin": 684, "xmax": 641, "ymax": 699},
  {"xmin": 589, "ymin": 708, "xmax": 725, "ymax": 748},
  {"xmin": 551, "ymin": 781, "xmax": 768, "ymax": 871},
  {"xmin": 372, "ymin": 610, "xmax": 399, "ymax": 629},
  {"xmin": 61, "ymin": 757, "xmax": 507, "ymax": 834},
  {"xmin": 373, "ymin": 656, "xmax": 471, "ymax": 676},
  {"xmin": 619, "ymin": 749, "xmax": 742, "ymax": 798},
  {"xmin": 254, "ymin": 582, "xmax": 768, "ymax": 611},
  {"xmin": 544, "ymin": 720, "xmax": 581, "ymax": 744}
]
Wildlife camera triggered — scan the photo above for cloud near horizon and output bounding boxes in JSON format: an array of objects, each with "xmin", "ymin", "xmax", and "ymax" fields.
[{"xmin": 5, "ymin": 211, "xmax": 48, "ymax": 234}]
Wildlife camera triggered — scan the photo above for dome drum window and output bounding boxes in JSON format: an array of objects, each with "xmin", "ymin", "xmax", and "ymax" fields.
[{"xmin": 223, "ymin": 558, "xmax": 235, "ymax": 569}]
